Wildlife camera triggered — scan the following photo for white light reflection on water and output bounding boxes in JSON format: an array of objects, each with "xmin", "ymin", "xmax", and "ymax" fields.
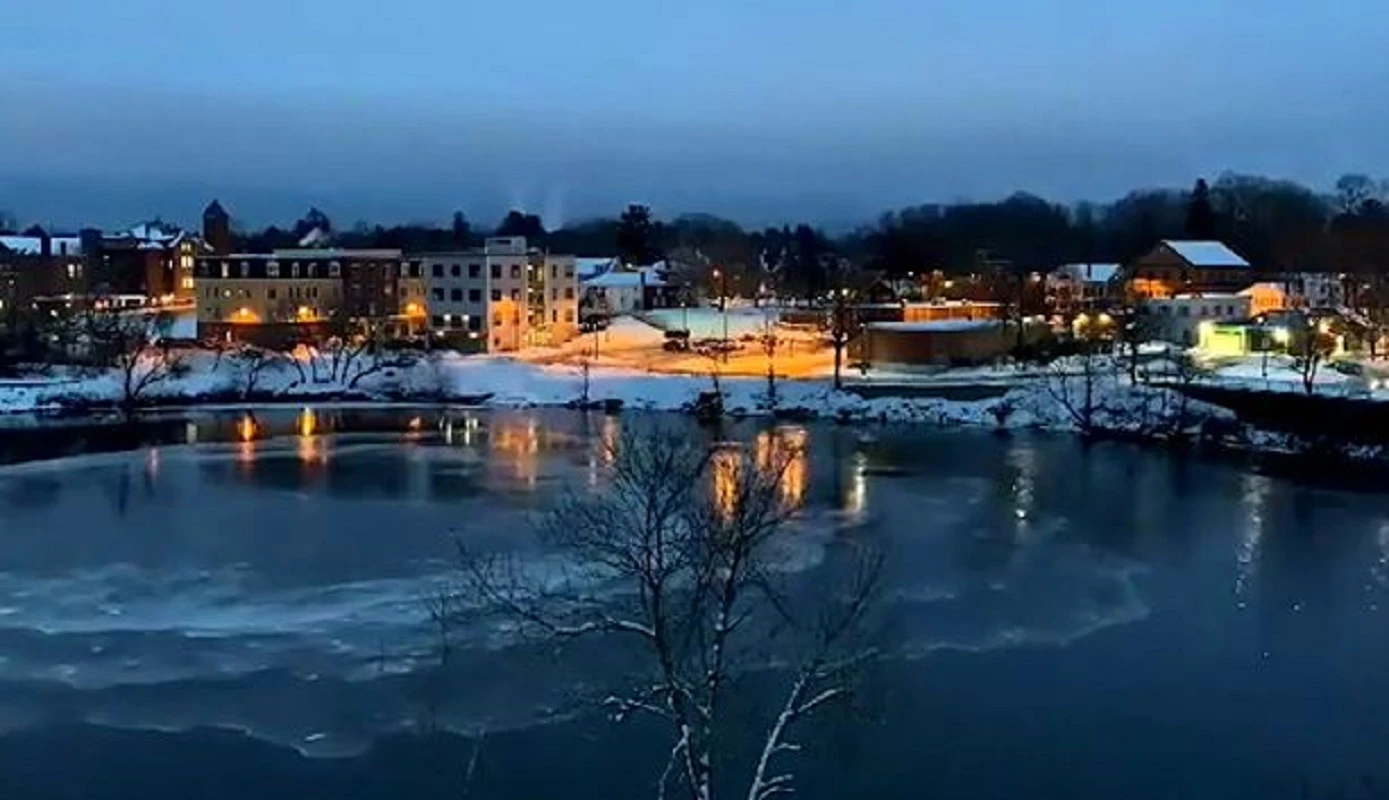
[{"xmin": 1235, "ymin": 472, "xmax": 1270, "ymax": 608}]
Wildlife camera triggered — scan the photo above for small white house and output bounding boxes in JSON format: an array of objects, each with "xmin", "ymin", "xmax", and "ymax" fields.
[
  {"xmin": 582, "ymin": 267, "xmax": 666, "ymax": 314},
  {"xmin": 1140, "ymin": 293, "xmax": 1253, "ymax": 346}
]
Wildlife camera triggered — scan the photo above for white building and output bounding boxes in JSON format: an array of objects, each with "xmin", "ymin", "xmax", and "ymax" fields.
[
  {"xmin": 419, "ymin": 236, "xmax": 578, "ymax": 352},
  {"xmin": 582, "ymin": 267, "xmax": 666, "ymax": 314},
  {"xmin": 1139, "ymin": 293, "xmax": 1253, "ymax": 346},
  {"xmin": 1275, "ymin": 272, "xmax": 1346, "ymax": 310},
  {"xmin": 1047, "ymin": 262, "xmax": 1121, "ymax": 310}
]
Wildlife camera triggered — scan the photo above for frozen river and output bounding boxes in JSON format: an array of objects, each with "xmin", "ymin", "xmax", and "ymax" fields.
[{"xmin": 0, "ymin": 407, "xmax": 1386, "ymax": 798}]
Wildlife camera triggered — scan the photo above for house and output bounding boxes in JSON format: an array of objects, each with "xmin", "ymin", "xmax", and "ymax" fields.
[
  {"xmin": 576, "ymin": 257, "xmax": 620, "ymax": 281},
  {"xmin": 194, "ymin": 252, "xmax": 346, "ymax": 344},
  {"xmin": 419, "ymin": 237, "xmax": 578, "ymax": 352},
  {"xmin": 1139, "ymin": 293, "xmax": 1253, "ymax": 346},
  {"xmin": 583, "ymin": 265, "xmax": 675, "ymax": 315},
  {"xmin": 1237, "ymin": 282, "xmax": 1289, "ymax": 317},
  {"xmin": 1046, "ymin": 263, "xmax": 1121, "ymax": 312},
  {"xmin": 1127, "ymin": 240, "xmax": 1251, "ymax": 299}
]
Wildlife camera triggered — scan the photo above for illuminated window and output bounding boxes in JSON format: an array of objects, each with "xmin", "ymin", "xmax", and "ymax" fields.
[
  {"xmin": 266, "ymin": 262, "xmax": 280, "ymax": 278},
  {"xmin": 491, "ymin": 289, "xmax": 501, "ymax": 301}
]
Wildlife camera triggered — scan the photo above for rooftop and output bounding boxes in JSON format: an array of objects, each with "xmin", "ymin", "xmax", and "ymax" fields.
[
  {"xmin": 868, "ymin": 320, "xmax": 1000, "ymax": 333},
  {"xmin": 1161, "ymin": 240, "xmax": 1250, "ymax": 268},
  {"xmin": 584, "ymin": 268, "xmax": 666, "ymax": 289},
  {"xmin": 1055, "ymin": 263, "xmax": 1122, "ymax": 283},
  {"xmin": 0, "ymin": 235, "xmax": 84, "ymax": 256}
]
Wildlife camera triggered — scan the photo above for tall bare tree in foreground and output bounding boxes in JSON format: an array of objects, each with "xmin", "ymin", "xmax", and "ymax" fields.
[
  {"xmin": 85, "ymin": 309, "xmax": 187, "ymax": 409},
  {"xmin": 453, "ymin": 430, "xmax": 881, "ymax": 800}
]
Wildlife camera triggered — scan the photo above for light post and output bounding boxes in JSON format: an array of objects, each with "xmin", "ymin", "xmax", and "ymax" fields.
[{"xmin": 713, "ymin": 268, "xmax": 729, "ymax": 362}]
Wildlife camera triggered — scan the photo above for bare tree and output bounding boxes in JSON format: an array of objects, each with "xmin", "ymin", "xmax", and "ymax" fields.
[
  {"xmin": 228, "ymin": 345, "xmax": 288, "ymax": 399},
  {"xmin": 1041, "ymin": 342, "xmax": 1109, "ymax": 434},
  {"xmin": 759, "ymin": 317, "xmax": 779, "ymax": 411},
  {"xmin": 452, "ymin": 431, "xmax": 880, "ymax": 800},
  {"xmin": 303, "ymin": 315, "xmax": 387, "ymax": 388},
  {"xmin": 85, "ymin": 310, "xmax": 188, "ymax": 409},
  {"xmin": 1296, "ymin": 320, "xmax": 1336, "ymax": 396},
  {"xmin": 826, "ymin": 288, "xmax": 856, "ymax": 391}
]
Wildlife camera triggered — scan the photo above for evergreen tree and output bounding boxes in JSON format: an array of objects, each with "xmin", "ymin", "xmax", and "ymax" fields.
[
  {"xmin": 1185, "ymin": 178, "xmax": 1217, "ymax": 239},
  {"xmin": 616, "ymin": 204, "xmax": 662, "ymax": 266}
]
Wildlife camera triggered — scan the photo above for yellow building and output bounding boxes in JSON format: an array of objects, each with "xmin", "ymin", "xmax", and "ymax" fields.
[{"xmin": 194, "ymin": 254, "xmax": 343, "ymax": 342}]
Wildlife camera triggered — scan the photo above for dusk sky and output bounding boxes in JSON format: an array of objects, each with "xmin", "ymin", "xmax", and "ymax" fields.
[{"xmin": 2, "ymin": 0, "xmax": 1387, "ymax": 229}]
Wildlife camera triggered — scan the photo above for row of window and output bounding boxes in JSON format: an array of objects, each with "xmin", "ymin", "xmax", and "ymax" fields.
[
  {"xmin": 426, "ymin": 308, "xmax": 577, "ymax": 330},
  {"xmin": 204, "ymin": 285, "xmax": 326, "ymax": 301},
  {"xmin": 428, "ymin": 262, "xmax": 577, "ymax": 280},
  {"xmin": 1143, "ymin": 303, "xmax": 1241, "ymax": 317}
]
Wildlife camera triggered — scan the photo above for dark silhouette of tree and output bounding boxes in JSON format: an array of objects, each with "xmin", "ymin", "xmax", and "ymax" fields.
[
  {"xmin": 451, "ymin": 211, "xmax": 473, "ymax": 248},
  {"xmin": 1185, "ymin": 178, "xmax": 1217, "ymax": 239},
  {"xmin": 616, "ymin": 204, "xmax": 663, "ymax": 266},
  {"xmin": 495, "ymin": 210, "xmax": 546, "ymax": 241}
]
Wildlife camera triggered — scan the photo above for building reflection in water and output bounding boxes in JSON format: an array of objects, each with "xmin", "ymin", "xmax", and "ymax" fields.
[
  {"xmin": 236, "ymin": 413, "xmax": 257, "ymax": 469},
  {"xmin": 297, "ymin": 407, "xmax": 327, "ymax": 468},
  {"xmin": 710, "ymin": 426, "xmax": 810, "ymax": 519},
  {"xmin": 587, "ymin": 415, "xmax": 622, "ymax": 489},
  {"xmin": 845, "ymin": 450, "xmax": 868, "ymax": 518},
  {"xmin": 1236, "ymin": 472, "xmax": 1271, "ymax": 608},
  {"xmin": 490, "ymin": 417, "xmax": 543, "ymax": 488}
]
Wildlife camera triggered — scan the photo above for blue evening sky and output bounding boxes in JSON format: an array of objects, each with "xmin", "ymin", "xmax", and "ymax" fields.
[{"xmin": 1, "ymin": 0, "xmax": 1386, "ymax": 228}]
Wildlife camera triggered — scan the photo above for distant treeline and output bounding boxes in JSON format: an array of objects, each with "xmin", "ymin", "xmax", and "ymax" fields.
[{"xmin": 7, "ymin": 172, "xmax": 1388, "ymax": 299}]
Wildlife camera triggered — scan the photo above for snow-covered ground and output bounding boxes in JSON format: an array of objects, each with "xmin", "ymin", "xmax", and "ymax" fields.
[{"xmin": 644, "ymin": 306, "xmax": 779, "ymax": 339}]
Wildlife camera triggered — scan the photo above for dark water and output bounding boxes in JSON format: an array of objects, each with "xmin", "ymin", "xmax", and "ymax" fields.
[{"xmin": 0, "ymin": 407, "xmax": 1386, "ymax": 799}]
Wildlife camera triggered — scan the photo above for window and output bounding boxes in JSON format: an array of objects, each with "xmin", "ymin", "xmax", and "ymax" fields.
[
  {"xmin": 307, "ymin": 264, "xmax": 317, "ymax": 278},
  {"xmin": 268, "ymin": 288, "xmax": 278, "ymax": 300},
  {"xmin": 510, "ymin": 289, "xmax": 521, "ymax": 301},
  {"xmin": 564, "ymin": 309, "xmax": 575, "ymax": 323},
  {"xmin": 552, "ymin": 310, "xmax": 558, "ymax": 323},
  {"xmin": 468, "ymin": 264, "xmax": 481, "ymax": 278},
  {"xmin": 266, "ymin": 262, "xmax": 280, "ymax": 278},
  {"xmin": 291, "ymin": 263, "xmax": 301, "ymax": 278},
  {"xmin": 238, "ymin": 261, "xmax": 249, "ymax": 278},
  {"xmin": 493, "ymin": 315, "xmax": 502, "ymax": 327},
  {"xmin": 451, "ymin": 264, "xmax": 461, "ymax": 277},
  {"xmin": 552, "ymin": 288, "xmax": 559, "ymax": 301},
  {"xmin": 469, "ymin": 289, "xmax": 481, "ymax": 303},
  {"xmin": 433, "ymin": 263, "xmax": 444, "ymax": 278},
  {"xmin": 310, "ymin": 286, "xmax": 318, "ymax": 299},
  {"xmin": 551, "ymin": 265, "xmax": 558, "ymax": 279},
  {"xmin": 467, "ymin": 316, "xmax": 480, "ymax": 332},
  {"xmin": 564, "ymin": 287, "xmax": 574, "ymax": 299},
  {"xmin": 329, "ymin": 262, "xmax": 341, "ymax": 278},
  {"xmin": 1178, "ymin": 306, "xmax": 1189, "ymax": 317},
  {"xmin": 451, "ymin": 289, "xmax": 463, "ymax": 301},
  {"xmin": 1159, "ymin": 306, "xmax": 1169, "ymax": 315},
  {"xmin": 564, "ymin": 265, "xmax": 574, "ymax": 278},
  {"xmin": 510, "ymin": 265, "xmax": 521, "ymax": 279},
  {"xmin": 221, "ymin": 264, "xmax": 229, "ymax": 278},
  {"xmin": 432, "ymin": 315, "xmax": 445, "ymax": 328},
  {"xmin": 383, "ymin": 285, "xmax": 393, "ymax": 296},
  {"xmin": 222, "ymin": 288, "xmax": 233, "ymax": 298},
  {"xmin": 490, "ymin": 264, "xmax": 501, "ymax": 279},
  {"xmin": 491, "ymin": 289, "xmax": 501, "ymax": 301},
  {"xmin": 1199, "ymin": 306, "xmax": 1208, "ymax": 316},
  {"xmin": 493, "ymin": 338, "xmax": 501, "ymax": 349},
  {"xmin": 432, "ymin": 288, "xmax": 445, "ymax": 301}
]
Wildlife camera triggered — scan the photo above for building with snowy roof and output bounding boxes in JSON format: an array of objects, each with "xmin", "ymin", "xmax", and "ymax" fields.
[{"xmin": 1127, "ymin": 240, "xmax": 1253, "ymax": 299}]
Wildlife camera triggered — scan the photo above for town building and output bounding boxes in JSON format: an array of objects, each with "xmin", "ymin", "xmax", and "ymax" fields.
[
  {"xmin": 418, "ymin": 237, "xmax": 578, "ymax": 352},
  {"xmin": 194, "ymin": 252, "xmax": 344, "ymax": 343},
  {"xmin": 1126, "ymin": 240, "xmax": 1252, "ymax": 299},
  {"xmin": 1046, "ymin": 263, "xmax": 1121, "ymax": 312},
  {"xmin": 581, "ymin": 266, "xmax": 669, "ymax": 315},
  {"xmin": 1138, "ymin": 293, "xmax": 1253, "ymax": 346},
  {"xmin": 1237, "ymin": 282, "xmax": 1289, "ymax": 317},
  {"xmin": 0, "ymin": 231, "xmax": 87, "ymax": 311},
  {"xmin": 81, "ymin": 221, "xmax": 199, "ymax": 303},
  {"xmin": 1275, "ymin": 272, "xmax": 1346, "ymax": 310}
]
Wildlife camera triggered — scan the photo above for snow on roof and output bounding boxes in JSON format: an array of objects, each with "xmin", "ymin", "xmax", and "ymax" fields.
[
  {"xmin": 867, "ymin": 320, "xmax": 1000, "ymax": 333},
  {"xmin": 584, "ymin": 269, "xmax": 666, "ymax": 289},
  {"xmin": 298, "ymin": 226, "xmax": 332, "ymax": 247},
  {"xmin": 0, "ymin": 235, "xmax": 83, "ymax": 256},
  {"xmin": 1056, "ymin": 263, "xmax": 1121, "ymax": 283},
  {"xmin": 1161, "ymin": 240, "xmax": 1249, "ymax": 268},
  {"xmin": 576, "ymin": 257, "xmax": 619, "ymax": 279},
  {"xmin": 127, "ymin": 222, "xmax": 180, "ymax": 242}
]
